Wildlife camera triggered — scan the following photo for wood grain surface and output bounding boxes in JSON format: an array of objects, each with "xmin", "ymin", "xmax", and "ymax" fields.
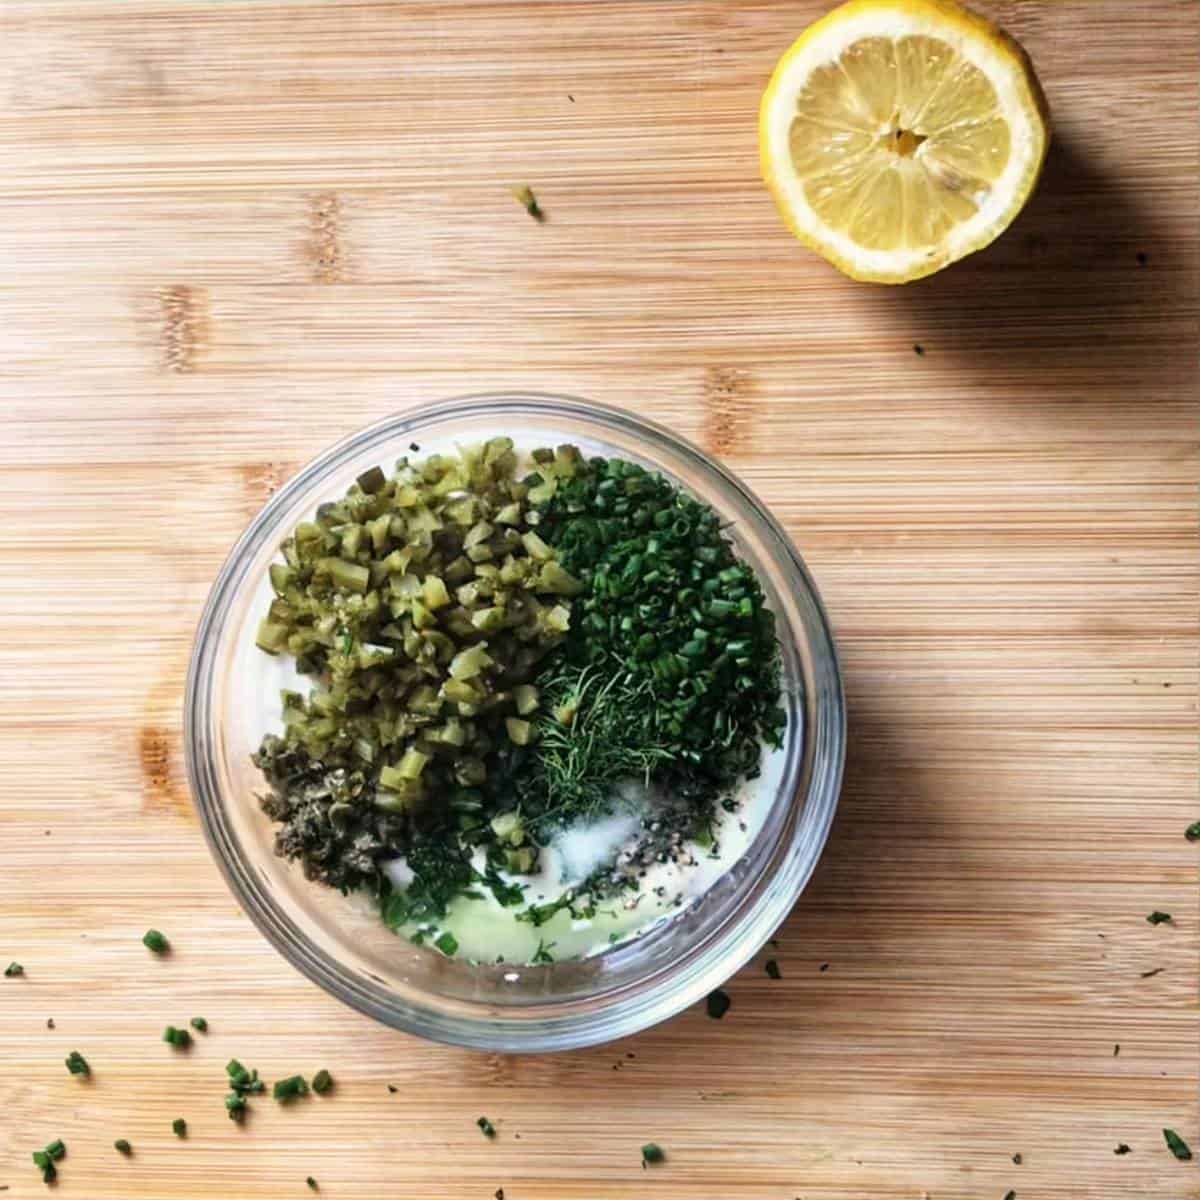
[{"xmin": 1, "ymin": 1, "xmax": 1197, "ymax": 1197}]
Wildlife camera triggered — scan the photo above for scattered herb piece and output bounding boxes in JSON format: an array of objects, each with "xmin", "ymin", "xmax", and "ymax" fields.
[
  {"xmin": 531, "ymin": 938, "xmax": 556, "ymax": 965},
  {"xmin": 1140, "ymin": 967, "xmax": 1164, "ymax": 979},
  {"xmin": 1185, "ymin": 821, "xmax": 1200, "ymax": 842},
  {"xmin": 312, "ymin": 1069, "xmax": 333, "ymax": 1095},
  {"xmin": 641, "ymin": 1143, "xmax": 665, "ymax": 1167},
  {"xmin": 163, "ymin": 1025, "xmax": 192, "ymax": 1049},
  {"xmin": 1163, "ymin": 1129, "xmax": 1192, "ymax": 1161},
  {"xmin": 1113, "ymin": 1044, "xmax": 1120, "ymax": 1056},
  {"xmin": 274, "ymin": 1075, "xmax": 309, "ymax": 1102},
  {"xmin": 172, "ymin": 1118, "xmax": 187, "ymax": 1138},
  {"xmin": 31, "ymin": 1142, "xmax": 64, "ymax": 1186},
  {"xmin": 1003, "ymin": 1192, "xmax": 1015, "ymax": 1200},
  {"xmin": 1114, "ymin": 1143, "xmax": 1131, "ymax": 1155},
  {"xmin": 65, "ymin": 1050, "xmax": 90, "ymax": 1076},
  {"xmin": 512, "ymin": 185, "xmax": 545, "ymax": 222},
  {"xmin": 913, "ymin": 343, "xmax": 925, "ymax": 356},
  {"xmin": 190, "ymin": 1017, "xmax": 208, "ymax": 1033},
  {"xmin": 477, "ymin": 1116, "xmax": 496, "ymax": 1138},
  {"xmin": 434, "ymin": 931, "xmax": 459, "ymax": 957},
  {"xmin": 387, "ymin": 1084, "xmax": 398, "ymax": 1094},
  {"xmin": 765, "ymin": 959, "xmax": 782, "ymax": 980},
  {"xmin": 1146, "ymin": 911, "xmax": 1173, "ymax": 925},
  {"xmin": 1011, "ymin": 1153, "xmax": 1022, "ymax": 1165},
  {"xmin": 45, "ymin": 1142, "xmax": 65, "ymax": 1162},
  {"xmin": 409, "ymin": 442, "xmax": 420, "ymax": 453},
  {"xmin": 706, "ymin": 989, "xmax": 731, "ymax": 1020},
  {"xmin": 5, "ymin": 962, "xmax": 23, "ymax": 977},
  {"xmin": 819, "ymin": 962, "xmax": 830, "ymax": 972},
  {"xmin": 307, "ymin": 1178, "xmax": 318, "ymax": 1191},
  {"xmin": 225, "ymin": 1094, "xmax": 247, "ymax": 1121},
  {"xmin": 114, "ymin": 1139, "xmax": 132, "ymax": 1156},
  {"xmin": 142, "ymin": 929, "xmax": 170, "ymax": 954}
]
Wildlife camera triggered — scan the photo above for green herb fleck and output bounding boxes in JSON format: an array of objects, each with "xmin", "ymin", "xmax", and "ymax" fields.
[
  {"xmin": 163, "ymin": 1025, "xmax": 192, "ymax": 1049},
  {"xmin": 142, "ymin": 929, "xmax": 170, "ymax": 954},
  {"xmin": 706, "ymin": 989, "xmax": 731, "ymax": 1020},
  {"xmin": 1011, "ymin": 1153, "xmax": 1022, "ymax": 1165},
  {"xmin": 312, "ymin": 1069, "xmax": 333, "ymax": 1095},
  {"xmin": 512, "ymin": 185, "xmax": 545, "ymax": 222},
  {"xmin": 764, "ymin": 959, "xmax": 781, "ymax": 980},
  {"xmin": 1146, "ymin": 911, "xmax": 1173, "ymax": 925},
  {"xmin": 45, "ymin": 1141, "xmax": 65, "ymax": 1162},
  {"xmin": 477, "ymin": 1116, "xmax": 496, "ymax": 1138},
  {"xmin": 1163, "ymin": 1129, "xmax": 1192, "ymax": 1161},
  {"xmin": 1185, "ymin": 821, "xmax": 1200, "ymax": 842},
  {"xmin": 114, "ymin": 1139, "xmax": 132, "ymax": 1156},
  {"xmin": 273, "ymin": 1074, "xmax": 309, "ymax": 1102},
  {"xmin": 189, "ymin": 1017, "xmax": 208, "ymax": 1033},
  {"xmin": 434, "ymin": 931, "xmax": 459, "ymax": 957},
  {"xmin": 31, "ymin": 1142, "xmax": 64, "ymax": 1186},
  {"xmin": 641, "ymin": 1143, "xmax": 665, "ymax": 1167},
  {"xmin": 225, "ymin": 1093, "xmax": 247, "ymax": 1121},
  {"xmin": 531, "ymin": 938, "xmax": 556, "ymax": 965},
  {"xmin": 307, "ymin": 1178, "xmax": 318, "ymax": 1191},
  {"xmin": 5, "ymin": 962, "xmax": 23, "ymax": 977},
  {"xmin": 65, "ymin": 1050, "xmax": 90, "ymax": 1076},
  {"xmin": 1114, "ymin": 1143, "xmax": 1131, "ymax": 1155},
  {"xmin": 172, "ymin": 1118, "xmax": 187, "ymax": 1138}
]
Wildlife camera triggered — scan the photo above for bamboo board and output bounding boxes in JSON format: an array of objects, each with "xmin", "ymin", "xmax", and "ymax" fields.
[{"xmin": 1, "ymin": 2, "xmax": 1197, "ymax": 1197}]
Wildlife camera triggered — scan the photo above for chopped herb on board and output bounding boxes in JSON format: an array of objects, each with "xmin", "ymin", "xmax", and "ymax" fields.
[
  {"xmin": 641, "ymin": 1142, "xmax": 666, "ymax": 1167},
  {"xmin": 512, "ymin": 185, "xmax": 546, "ymax": 222},
  {"xmin": 65, "ymin": 1050, "xmax": 90, "ymax": 1076},
  {"xmin": 477, "ymin": 1116, "xmax": 496, "ymax": 1138},
  {"xmin": 190, "ymin": 1017, "xmax": 208, "ymax": 1032},
  {"xmin": 1140, "ymin": 967, "xmax": 1164, "ymax": 979},
  {"xmin": 1146, "ymin": 911, "xmax": 1173, "ymax": 925},
  {"xmin": 312, "ymin": 1069, "xmax": 333, "ymax": 1095},
  {"xmin": 5, "ymin": 962, "xmax": 23, "ymax": 977},
  {"xmin": 1114, "ymin": 1143, "xmax": 1131, "ymax": 1155},
  {"xmin": 273, "ymin": 1075, "xmax": 309, "ymax": 1102},
  {"xmin": 114, "ymin": 1139, "xmax": 132, "ymax": 1156},
  {"xmin": 142, "ymin": 929, "xmax": 170, "ymax": 954},
  {"xmin": 307, "ymin": 1178, "xmax": 319, "ymax": 1191},
  {"xmin": 163, "ymin": 1025, "xmax": 192, "ymax": 1049},
  {"xmin": 706, "ymin": 988, "xmax": 731, "ymax": 1020},
  {"xmin": 1163, "ymin": 1129, "xmax": 1192, "ymax": 1161},
  {"xmin": 172, "ymin": 1118, "xmax": 187, "ymax": 1138},
  {"xmin": 31, "ymin": 1140, "xmax": 65, "ymax": 1185},
  {"xmin": 765, "ymin": 959, "xmax": 782, "ymax": 979},
  {"xmin": 1003, "ymin": 1192, "xmax": 1015, "ymax": 1200},
  {"xmin": 1011, "ymin": 1153, "xmax": 1022, "ymax": 1165},
  {"xmin": 1185, "ymin": 821, "xmax": 1200, "ymax": 842},
  {"xmin": 1113, "ymin": 1043, "xmax": 1120, "ymax": 1056}
]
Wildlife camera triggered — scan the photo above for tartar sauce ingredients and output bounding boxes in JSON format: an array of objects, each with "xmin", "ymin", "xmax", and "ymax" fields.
[{"xmin": 254, "ymin": 438, "xmax": 580, "ymax": 893}]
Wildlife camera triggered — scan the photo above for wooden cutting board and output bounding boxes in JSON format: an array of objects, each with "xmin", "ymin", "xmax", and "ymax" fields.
[{"xmin": 1, "ymin": 1, "xmax": 1196, "ymax": 1197}]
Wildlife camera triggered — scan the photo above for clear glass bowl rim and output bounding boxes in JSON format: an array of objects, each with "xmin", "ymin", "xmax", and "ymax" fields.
[{"xmin": 184, "ymin": 391, "xmax": 845, "ymax": 1052}]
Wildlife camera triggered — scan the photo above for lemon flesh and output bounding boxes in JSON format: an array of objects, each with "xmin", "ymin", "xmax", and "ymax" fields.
[{"xmin": 760, "ymin": 0, "xmax": 1050, "ymax": 283}]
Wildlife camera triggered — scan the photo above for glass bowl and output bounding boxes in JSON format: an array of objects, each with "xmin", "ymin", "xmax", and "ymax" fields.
[{"xmin": 185, "ymin": 393, "xmax": 844, "ymax": 1052}]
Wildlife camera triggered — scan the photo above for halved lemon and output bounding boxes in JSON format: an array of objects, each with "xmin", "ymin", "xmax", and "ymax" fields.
[{"xmin": 760, "ymin": 0, "xmax": 1050, "ymax": 283}]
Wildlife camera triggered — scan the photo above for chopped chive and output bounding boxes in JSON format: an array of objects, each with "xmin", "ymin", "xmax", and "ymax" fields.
[
  {"xmin": 225, "ymin": 1093, "xmax": 247, "ymax": 1121},
  {"xmin": 5, "ymin": 962, "xmax": 23, "ymax": 977},
  {"xmin": 1163, "ymin": 1129, "xmax": 1192, "ymax": 1161},
  {"xmin": 1186, "ymin": 821, "xmax": 1200, "ymax": 842},
  {"xmin": 1114, "ymin": 1143, "xmax": 1131, "ymax": 1155},
  {"xmin": 307, "ymin": 1178, "xmax": 319, "ymax": 1192},
  {"xmin": 705, "ymin": 988, "xmax": 731, "ymax": 1020},
  {"xmin": 273, "ymin": 1074, "xmax": 309, "ymax": 1102},
  {"xmin": 434, "ymin": 931, "xmax": 459, "ymax": 957},
  {"xmin": 512, "ymin": 185, "xmax": 545, "ymax": 222},
  {"xmin": 163, "ymin": 1025, "xmax": 192, "ymax": 1049},
  {"xmin": 1003, "ymin": 1192, "xmax": 1015, "ymax": 1200},
  {"xmin": 114, "ymin": 1139, "xmax": 132, "ymax": 1156},
  {"xmin": 45, "ymin": 1141, "xmax": 65, "ymax": 1162},
  {"xmin": 31, "ymin": 1148, "xmax": 58, "ymax": 1185},
  {"xmin": 172, "ymin": 1118, "xmax": 187, "ymax": 1138},
  {"xmin": 1146, "ymin": 911, "xmax": 1173, "ymax": 925},
  {"xmin": 764, "ymin": 959, "xmax": 781, "ymax": 980},
  {"xmin": 65, "ymin": 1050, "xmax": 90, "ymax": 1076},
  {"xmin": 477, "ymin": 1116, "xmax": 496, "ymax": 1138},
  {"xmin": 189, "ymin": 1017, "xmax": 208, "ymax": 1033},
  {"xmin": 641, "ymin": 1143, "xmax": 665, "ymax": 1167},
  {"xmin": 1140, "ymin": 967, "xmax": 1164, "ymax": 978},
  {"xmin": 387, "ymin": 1084, "xmax": 398, "ymax": 1094},
  {"xmin": 142, "ymin": 929, "xmax": 170, "ymax": 954},
  {"xmin": 312, "ymin": 1069, "xmax": 333, "ymax": 1095}
]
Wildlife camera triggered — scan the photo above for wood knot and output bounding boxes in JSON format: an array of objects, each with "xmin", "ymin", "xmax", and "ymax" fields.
[
  {"xmin": 702, "ymin": 367, "xmax": 757, "ymax": 455},
  {"xmin": 156, "ymin": 285, "xmax": 205, "ymax": 373},
  {"xmin": 309, "ymin": 192, "xmax": 344, "ymax": 283},
  {"xmin": 139, "ymin": 725, "xmax": 191, "ymax": 817}
]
